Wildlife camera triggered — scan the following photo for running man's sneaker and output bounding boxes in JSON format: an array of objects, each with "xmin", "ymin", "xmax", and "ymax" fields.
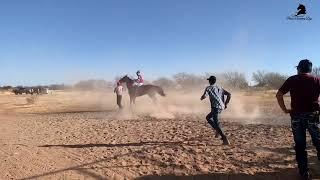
[
  {"xmin": 215, "ymin": 131, "xmax": 219, "ymax": 138},
  {"xmin": 222, "ymin": 137, "xmax": 230, "ymax": 145},
  {"xmin": 300, "ymin": 170, "xmax": 311, "ymax": 180}
]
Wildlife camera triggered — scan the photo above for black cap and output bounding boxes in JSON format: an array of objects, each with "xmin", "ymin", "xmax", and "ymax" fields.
[
  {"xmin": 296, "ymin": 59, "xmax": 312, "ymax": 73},
  {"xmin": 207, "ymin": 76, "xmax": 216, "ymax": 81}
]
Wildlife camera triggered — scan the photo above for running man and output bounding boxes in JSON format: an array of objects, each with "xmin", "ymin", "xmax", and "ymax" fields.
[
  {"xmin": 201, "ymin": 75, "xmax": 231, "ymax": 145},
  {"xmin": 114, "ymin": 81, "xmax": 124, "ymax": 110}
]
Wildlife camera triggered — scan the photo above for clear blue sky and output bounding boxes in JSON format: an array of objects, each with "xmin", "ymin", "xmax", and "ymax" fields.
[{"xmin": 0, "ymin": 0, "xmax": 319, "ymax": 86}]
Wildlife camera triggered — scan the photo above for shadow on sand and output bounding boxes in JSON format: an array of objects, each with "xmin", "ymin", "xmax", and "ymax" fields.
[
  {"xmin": 28, "ymin": 142, "xmax": 319, "ymax": 180},
  {"xmin": 135, "ymin": 169, "xmax": 301, "ymax": 180},
  {"xmin": 39, "ymin": 137, "xmax": 216, "ymax": 149},
  {"xmin": 136, "ymin": 157, "xmax": 320, "ymax": 180},
  {"xmin": 39, "ymin": 142, "xmax": 183, "ymax": 148},
  {"xmin": 32, "ymin": 109, "xmax": 115, "ymax": 115}
]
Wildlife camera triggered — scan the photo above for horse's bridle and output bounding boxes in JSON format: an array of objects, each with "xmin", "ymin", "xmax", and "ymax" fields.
[{"xmin": 119, "ymin": 77, "xmax": 134, "ymax": 88}]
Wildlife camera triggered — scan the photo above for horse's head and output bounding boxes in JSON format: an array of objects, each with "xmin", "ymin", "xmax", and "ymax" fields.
[
  {"xmin": 119, "ymin": 75, "xmax": 134, "ymax": 86},
  {"xmin": 297, "ymin": 4, "xmax": 306, "ymax": 15},
  {"xmin": 297, "ymin": 4, "xmax": 305, "ymax": 10}
]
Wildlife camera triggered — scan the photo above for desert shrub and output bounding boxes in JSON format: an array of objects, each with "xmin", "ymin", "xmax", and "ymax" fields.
[
  {"xmin": 173, "ymin": 73, "xmax": 206, "ymax": 89},
  {"xmin": 312, "ymin": 66, "xmax": 320, "ymax": 77},
  {"xmin": 252, "ymin": 71, "xmax": 287, "ymax": 89},
  {"xmin": 221, "ymin": 71, "xmax": 248, "ymax": 89},
  {"xmin": 264, "ymin": 72, "xmax": 287, "ymax": 89},
  {"xmin": 252, "ymin": 71, "xmax": 267, "ymax": 87}
]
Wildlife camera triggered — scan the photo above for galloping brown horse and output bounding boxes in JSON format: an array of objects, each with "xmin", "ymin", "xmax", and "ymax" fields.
[{"xmin": 119, "ymin": 75, "xmax": 166, "ymax": 104}]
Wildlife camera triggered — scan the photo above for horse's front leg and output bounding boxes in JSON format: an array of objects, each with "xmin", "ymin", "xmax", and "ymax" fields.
[
  {"xmin": 133, "ymin": 96, "xmax": 136, "ymax": 104},
  {"xmin": 130, "ymin": 96, "xmax": 133, "ymax": 106},
  {"xmin": 148, "ymin": 93, "xmax": 157, "ymax": 104}
]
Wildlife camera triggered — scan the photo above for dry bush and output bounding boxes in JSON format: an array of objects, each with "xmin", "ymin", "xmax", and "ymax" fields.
[
  {"xmin": 252, "ymin": 71, "xmax": 287, "ymax": 89},
  {"xmin": 264, "ymin": 72, "xmax": 287, "ymax": 89},
  {"xmin": 221, "ymin": 71, "xmax": 248, "ymax": 89},
  {"xmin": 312, "ymin": 66, "xmax": 320, "ymax": 77},
  {"xmin": 173, "ymin": 73, "xmax": 206, "ymax": 90},
  {"xmin": 252, "ymin": 71, "xmax": 267, "ymax": 87}
]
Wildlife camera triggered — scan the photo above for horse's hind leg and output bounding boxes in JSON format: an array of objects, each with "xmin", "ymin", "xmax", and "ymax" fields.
[
  {"xmin": 148, "ymin": 94, "xmax": 157, "ymax": 104},
  {"xmin": 130, "ymin": 96, "xmax": 136, "ymax": 105}
]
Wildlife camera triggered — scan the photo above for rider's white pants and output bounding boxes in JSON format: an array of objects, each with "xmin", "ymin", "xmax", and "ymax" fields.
[{"xmin": 134, "ymin": 83, "xmax": 143, "ymax": 87}]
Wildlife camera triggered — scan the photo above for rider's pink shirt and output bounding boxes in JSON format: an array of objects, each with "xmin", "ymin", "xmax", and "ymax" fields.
[{"xmin": 137, "ymin": 75, "xmax": 144, "ymax": 83}]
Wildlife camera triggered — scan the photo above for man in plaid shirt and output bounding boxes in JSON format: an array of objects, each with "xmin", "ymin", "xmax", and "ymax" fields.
[{"xmin": 201, "ymin": 76, "xmax": 231, "ymax": 145}]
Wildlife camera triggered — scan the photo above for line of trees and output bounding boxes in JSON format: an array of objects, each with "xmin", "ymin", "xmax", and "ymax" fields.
[
  {"xmin": 252, "ymin": 71, "xmax": 287, "ymax": 89},
  {"xmin": 0, "ymin": 84, "xmax": 72, "ymax": 91},
  {"xmin": 152, "ymin": 72, "xmax": 249, "ymax": 90},
  {"xmin": 153, "ymin": 67, "xmax": 320, "ymax": 90},
  {"xmin": 1, "ymin": 67, "xmax": 319, "ymax": 91},
  {"xmin": 312, "ymin": 67, "xmax": 320, "ymax": 77}
]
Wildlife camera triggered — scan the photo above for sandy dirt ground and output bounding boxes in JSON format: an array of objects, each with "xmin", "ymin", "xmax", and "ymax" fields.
[{"xmin": 0, "ymin": 90, "xmax": 319, "ymax": 180}]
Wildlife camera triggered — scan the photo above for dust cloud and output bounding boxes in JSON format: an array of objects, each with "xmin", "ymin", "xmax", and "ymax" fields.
[
  {"xmin": 1, "ymin": 87, "xmax": 284, "ymax": 125},
  {"xmin": 94, "ymin": 89, "xmax": 267, "ymax": 124}
]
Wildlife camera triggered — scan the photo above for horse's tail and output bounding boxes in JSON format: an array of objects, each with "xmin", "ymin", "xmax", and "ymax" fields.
[{"xmin": 155, "ymin": 86, "xmax": 166, "ymax": 96}]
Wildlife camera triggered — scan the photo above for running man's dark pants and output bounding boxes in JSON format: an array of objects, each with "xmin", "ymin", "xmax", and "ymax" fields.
[
  {"xmin": 291, "ymin": 112, "xmax": 320, "ymax": 173},
  {"xmin": 206, "ymin": 108, "xmax": 226, "ymax": 138},
  {"xmin": 117, "ymin": 95, "xmax": 123, "ymax": 109}
]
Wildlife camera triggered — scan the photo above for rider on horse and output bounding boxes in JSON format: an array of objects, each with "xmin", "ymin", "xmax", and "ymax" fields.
[
  {"xmin": 134, "ymin": 70, "xmax": 144, "ymax": 87},
  {"xmin": 118, "ymin": 74, "xmax": 165, "ymax": 104}
]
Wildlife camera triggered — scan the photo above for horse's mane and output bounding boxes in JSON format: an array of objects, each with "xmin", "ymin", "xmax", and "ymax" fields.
[
  {"xmin": 120, "ymin": 75, "xmax": 134, "ymax": 86},
  {"xmin": 126, "ymin": 76, "xmax": 134, "ymax": 81}
]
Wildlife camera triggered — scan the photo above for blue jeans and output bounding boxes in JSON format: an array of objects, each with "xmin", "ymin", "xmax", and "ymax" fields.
[
  {"xmin": 206, "ymin": 108, "xmax": 226, "ymax": 138},
  {"xmin": 291, "ymin": 112, "xmax": 320, "ymax": 173}
]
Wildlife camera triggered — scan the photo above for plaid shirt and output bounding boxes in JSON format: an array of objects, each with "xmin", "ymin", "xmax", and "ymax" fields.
[{"xmin": 203, "ymin": 85, "xmax": 226, "ymax": 110}]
